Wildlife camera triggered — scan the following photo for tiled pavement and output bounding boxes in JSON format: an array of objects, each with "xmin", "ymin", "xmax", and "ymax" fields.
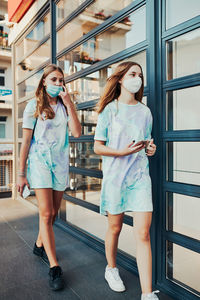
[{"xmin": 0, "ymin": 198, "xmax": 174, "ymax": 300}]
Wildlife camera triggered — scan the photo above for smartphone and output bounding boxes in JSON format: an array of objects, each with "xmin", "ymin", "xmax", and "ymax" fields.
[
  {"xmin": 133, "ymin": 140, "xmax": 149, "ymax": 146},
  {"xmin": 22, "ymin": 185, "xmax": 31, "ymax": 199}
]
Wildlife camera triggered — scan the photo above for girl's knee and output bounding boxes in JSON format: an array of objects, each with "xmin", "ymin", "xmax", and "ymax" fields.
[
  {"xmin": 40, "ymin": 211, "xmax": 54, "ymax": 225},
  {"xmin": 135, "ymin": 228, "xmax": 150, "ymax": 242},
  {"xmin": 109, "ymin": 223, "xmax": 122, "ymax": 236}
]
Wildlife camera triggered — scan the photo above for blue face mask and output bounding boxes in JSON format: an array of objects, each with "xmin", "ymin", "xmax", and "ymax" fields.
[{"xmin": 46, "ymin": 84, "xmax": 63, "ymax": 97}]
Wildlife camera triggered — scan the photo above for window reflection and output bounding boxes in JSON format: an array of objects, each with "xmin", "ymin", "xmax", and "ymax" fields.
[
  {"xmin": 166, "ymin": 0, "xmax": 200, "ymax": 29},
  {"xmin": 56, "ymin": 0, "xmax": 85, "ymax": 25},
  {"xmin": 77, "ymin": 108, "xmax": 98, "ymax": 135},
  {"xmin": 57, "ymin": 0, "xmax": 134, "ymax": 53},
  {"xmin": 166, "ymin": 28, "xmax": 200, "ymax": 80},
  {"xmin": 16, "ymin": 13, "xmax": 50, "ymax": 59},
  {"xmin": 18, "ymin": 70, "xmax": 43, "ymax": 99},
  {"xmin": 69, "ymin": 142, "xmax": 102, "ymax": 170},
  {"xmin": 62, "ymin": 201, "xmax": 137, "ymax": 257},
  {"xmin": 57, "ymin": 6, "xmax": 146, "ymax": 64},
  {"xmin": 66, "ymin": 174, "xmax": 102, "ymax": 205},
  {"xmin": 166, "ymin": 241, "xmax": 200, "ymax": 293},
  {"xmin": 166, "ymin": 192, "xmax": 200, "ymax": 240},
  {"xmin": 166, "ymin": 141, "xmax": 200, "ymax": 185},
  {"xmin": 16, "ymin": 40, "xmax": 50, "ymax": 81},
  {"xmin": 166, "ymin": 86, "xmax": 200, "ymax": 130},
  {"xmin": 18, "ymin": 122, "xmax": 23, "ymax": 139},
  {"xmin": 59, "ymin": 51, "xmax": 146, "ymax": 104}
]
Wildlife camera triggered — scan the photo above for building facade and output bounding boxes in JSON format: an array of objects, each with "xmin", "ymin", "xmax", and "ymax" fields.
[
  {"xmin": 0, "ymin": 0, "xmax": 13, "ymax": 194},
  {"xmin": 8, "ymin": 0, "xmax": 200, "ymax": 299}
]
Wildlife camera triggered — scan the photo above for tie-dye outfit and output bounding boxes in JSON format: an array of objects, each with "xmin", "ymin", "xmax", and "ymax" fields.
[
  {"xmin": 22, "ymin": 99, "xmax": 69, "ymax": 191},
  {"xmin": 94, "ymin": 100, "xmax": 153, "ymax": 215}
]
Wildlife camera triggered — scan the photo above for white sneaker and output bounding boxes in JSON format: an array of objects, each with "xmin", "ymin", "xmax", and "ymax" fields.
[
  {"xmin": 141, "ymin": 290, "xmax": 160, "ymax": 300},
  {"xmin": 105, "ymin": 265, "xmax": 126, "ymax": 292}
]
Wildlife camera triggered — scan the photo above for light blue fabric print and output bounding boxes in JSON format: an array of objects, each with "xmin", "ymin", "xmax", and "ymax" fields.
[
  {"xmin": 22, "ymin": 99, "xmax": 70, "ymax": 191},
  {"xmin": 94, "ymin": 100, "xmax": 153, "ymax": 215}
]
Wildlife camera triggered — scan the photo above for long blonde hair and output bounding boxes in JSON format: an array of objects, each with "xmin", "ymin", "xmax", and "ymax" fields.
[
  {"xmin": 97, "ymin": 61, "xmax": 144, "ymax": 113},
  {"xmin": 34, "ymin": 64, "xmax": 66, "ymax": 119}
]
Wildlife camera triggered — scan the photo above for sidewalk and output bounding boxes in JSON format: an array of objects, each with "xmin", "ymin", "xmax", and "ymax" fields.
[{"xmin": 0, "ymin": 198, "xmax": 174, "ymax": 300}]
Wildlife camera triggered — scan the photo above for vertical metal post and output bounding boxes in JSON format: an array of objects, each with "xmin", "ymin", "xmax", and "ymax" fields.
[
  {"xmin": 146, "ymin": 0, "xmax": 159, "ymax": 288},
  {"xmin": 50, "ymin": 0, "xmax": 56, "ymax": 64}
]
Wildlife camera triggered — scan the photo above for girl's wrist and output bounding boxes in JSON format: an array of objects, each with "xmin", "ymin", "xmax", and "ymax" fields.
[
  {"xmin": 64, "ymin": 100, "xmax": 74, "ymax": 109},
  {"xmin": 117, "ymin": 150, "xmax": 123, "ymax": 157}
]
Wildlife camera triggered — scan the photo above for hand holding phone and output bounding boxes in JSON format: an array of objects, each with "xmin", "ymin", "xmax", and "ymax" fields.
[
  {"xmin": 22, "ymin": 185, "xmax": 31, "ymax": 199},
  {"xmin": 131, "ymin": 140, "xmax": 150, "ymax": 149}
]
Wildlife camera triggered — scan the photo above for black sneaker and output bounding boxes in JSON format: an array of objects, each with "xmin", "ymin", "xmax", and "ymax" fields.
[
  {"xmin": 33, "ymin": 243, "xmax": 49, "ymax": 263},
  {"xmin": 49, "ymin": 266, "xmax": 64, "ymax": 291}
]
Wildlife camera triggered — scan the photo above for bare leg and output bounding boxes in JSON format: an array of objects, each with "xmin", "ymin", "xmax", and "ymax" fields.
[
  {"xmin": 52, "ymin": 190, "xmax": 64, "ymax": 223},
  {"xmin": 35, "ymin": 188, "xmax": 58, "ymax": 268},
  {"xmin": 36, "ymin": 190, "xmax": 64, "ymax": 247},
  {"xmin": 105, "ymin": 213, "xmax": 124, "ymax": 268},
  {"xmin": 133, "ymin": 211, "xmax": 152, "ymax": 294}
]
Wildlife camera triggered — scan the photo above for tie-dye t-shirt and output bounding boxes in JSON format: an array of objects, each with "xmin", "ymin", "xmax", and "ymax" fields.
[
  {"xmin": 94, "ymin": 99, "xmax": 153, "ymax": 215},
  {"xmin": 22, "ymin": 98, "xmax": 70, "ymax": 190}
]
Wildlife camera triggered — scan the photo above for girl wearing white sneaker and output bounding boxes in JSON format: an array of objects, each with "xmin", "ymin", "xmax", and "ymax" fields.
[{"xmin": 94, "ymin": 62, "xmax": 159, "ymax": 300}]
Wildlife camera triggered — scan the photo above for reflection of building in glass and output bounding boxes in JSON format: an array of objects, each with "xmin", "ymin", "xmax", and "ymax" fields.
[{"xmin": 0, "ymin": 0, "xmax": 13, "ymax": 193}]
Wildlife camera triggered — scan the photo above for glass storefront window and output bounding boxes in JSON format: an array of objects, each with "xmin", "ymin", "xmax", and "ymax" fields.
[
  {"xmin": 18, "ymin": 100, "xmax": 34, "ymax": 119},
  {"xmin": 166, "ymin": 142, "xmax": 200, "ymax": 185},
  {"xmin": 57, "ymin": 5, "xmax": 146, "ymax": 62},
  {"xmin": 16, "ymin": 13, "xmax": 50, "ymax": 59},
  {"xmin": 64, "ymin": 200, "xmax": 107, "ymax": 236},
  {"xmin": 66, "ymin": 174, "xmax": 102, "ymax": 205},
  {"xmin": 57, "ymin": 0, "xmax": 134, "ymax": 26},
  {"xmin": 17, "ymin": 69, "xmax": 43, "ymax": 99},
  {"xmin": 69, "ymin": 142, "xmax": 101, "ymax": 170},
  {"xmin": 166, "ymin": 241, "xmax": 200, "ymax": 293},
  {"xmin": 166, "ymin": 0, "xmax": 200, "ymax": 29},
  {"xmin": 18, "ymin": 122, "xmax": 23, "ymax": 139},
  {"xmin": 65, "ymin": 70, "xmax": 102, "ymax": 104},
  {"xmin": 57, "ymin": 0, "xmax": 135, "ymax": 53},
  {"xmin": 62, "ymin": 201, "xmax": 137, "ymax": 257},
  {"xmin": 166, "ymin": 86, "xmax": 200, "ymax": 131},
  {"xmin": 56, "ymin": 0, "xmax": 85, "ymax": 25},
  {"xmin": 77, "ymin": 108, "xmax": 98, "ymax": 135},
  {"xmin": 60, "ymin": 51, "xmax": 146, "ymax": 103},
  {"xmin": 166, "ymin": 192, "xmax": 200, "ymax": 240},
  {"xmin": 166, "ymin": 28, "xmax": 200, "ymax": 80},
  {"xmin": 16, "ymin": 40, "xmax": 50, "ymax": 81}
]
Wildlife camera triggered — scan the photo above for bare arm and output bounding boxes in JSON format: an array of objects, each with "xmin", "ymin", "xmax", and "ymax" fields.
[
  {"xmin": 17, "ymin": 128, "xmax": 32, "ymax": 195},
  {"xmin": 66, "ymin": 101, "xmax": 81, "ymax": 138},
  {"xmin": 59, "ymin": 87, "xmax": 81, "ymax": 138},
  {"xmin": 94, "ymin": 140, "xmax": 145, "ymax": 157}
]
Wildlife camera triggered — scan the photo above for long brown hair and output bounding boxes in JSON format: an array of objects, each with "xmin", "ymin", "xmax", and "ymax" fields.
[
  {"xmin": 97, "ymin": 61, "xmax": 144, "ymax": 113},
  {"xmin": 34, "ymin": 64, "xmax": 66, "ymax": 119}
]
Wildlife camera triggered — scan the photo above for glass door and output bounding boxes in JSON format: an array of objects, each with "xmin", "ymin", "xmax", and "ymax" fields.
[{"xmin": 158, "ymin": 1, "xmax": 200, "ymax": 299}]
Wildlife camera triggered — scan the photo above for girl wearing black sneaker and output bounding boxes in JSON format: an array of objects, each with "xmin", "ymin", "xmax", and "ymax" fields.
[{"xmin": 17, "ymin": 64, "xmax": 81, "ymax": 291}]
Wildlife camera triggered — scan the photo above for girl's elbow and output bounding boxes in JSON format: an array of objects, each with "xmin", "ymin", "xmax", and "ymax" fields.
[
  {"xmin": 74, "ymin": 125, "xmax": 81, "ymax": 138},
  {"xmin": 94, "ymin": 144, "xmax": 100, "ymax": 155},
  {"xmin": 73, "ymin": 133, "xmax": 81, "ymax": 138},
  {"xmin": 73, "ymin": 130, "xmax": 81, "ymax": 138}
]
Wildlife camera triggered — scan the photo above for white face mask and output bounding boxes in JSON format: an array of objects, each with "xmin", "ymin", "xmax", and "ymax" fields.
[{"xmin": 122, "ymin": 76, "xmax": 142, "ymax": 94}]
